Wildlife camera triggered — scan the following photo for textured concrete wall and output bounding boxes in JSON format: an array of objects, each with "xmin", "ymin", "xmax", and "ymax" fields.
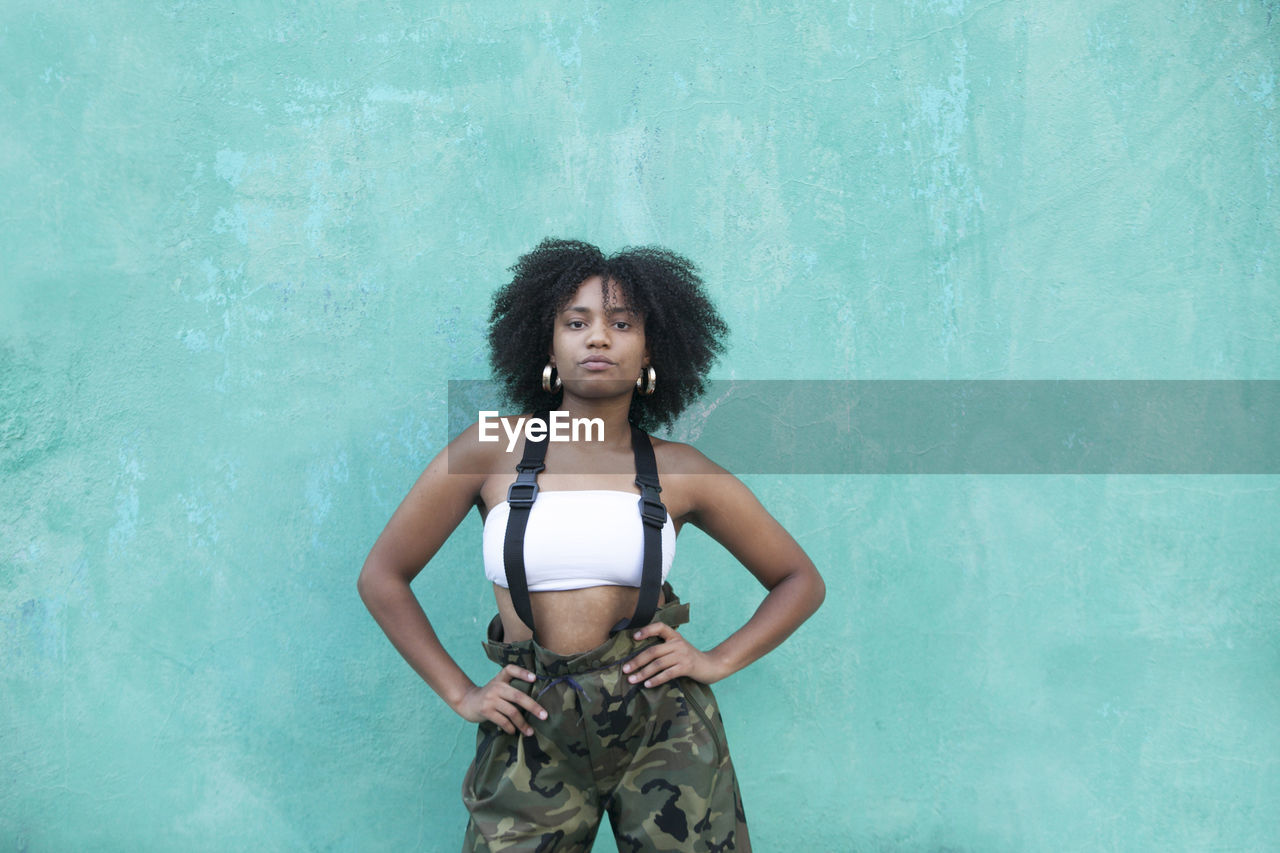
[{"xmin": 3, "ymin": 2, "xmax": 1278, "ymax": 850}]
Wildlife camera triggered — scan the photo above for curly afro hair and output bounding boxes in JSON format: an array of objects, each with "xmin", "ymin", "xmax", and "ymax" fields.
[{"xmin": 488, "ymin": 238, "xmax": 728, "ymax": 431}]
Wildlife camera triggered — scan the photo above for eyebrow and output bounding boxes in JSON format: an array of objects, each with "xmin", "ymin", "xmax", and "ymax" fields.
[{"xmin": 561, "ymin": 305, "xmax": 638, "ymax": 315}]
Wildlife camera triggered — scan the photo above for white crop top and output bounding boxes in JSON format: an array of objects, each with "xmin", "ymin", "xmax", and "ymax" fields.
[{"xmin": 482, "ymin": 490, "xmax": 676, "ymax": 592}]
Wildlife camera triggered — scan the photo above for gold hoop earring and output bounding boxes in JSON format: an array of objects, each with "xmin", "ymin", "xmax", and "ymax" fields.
[
  {"xmin": 635, "ymin": 365, "xmax": 656, "ymax": 396},
  {"xmin": 541, "ymin": 363, "xmax": 562, "ymax": 393}
]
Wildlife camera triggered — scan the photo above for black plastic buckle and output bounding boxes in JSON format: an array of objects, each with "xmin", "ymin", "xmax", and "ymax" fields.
[
  {"xmin": 507, "ymin": 480, "xmax": 540, "ymax": 509},
  {"xmin": 639, "ymin": 491, "xmax": 667, "ymax": 529},
  {"xmin": 635, "ymin": 474, "xmax": 662, "ymax": 493}
]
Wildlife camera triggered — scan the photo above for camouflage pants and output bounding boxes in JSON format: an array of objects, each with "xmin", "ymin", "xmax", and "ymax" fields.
[{"xmin": 462, "ymin": 586, "xmax": 750, "ymax": 852}]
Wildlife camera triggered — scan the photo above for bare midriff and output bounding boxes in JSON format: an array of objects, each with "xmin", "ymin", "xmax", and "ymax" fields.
[{"xmin": 492, "ymin": 583, "xmax": 667, "ymax": 655}]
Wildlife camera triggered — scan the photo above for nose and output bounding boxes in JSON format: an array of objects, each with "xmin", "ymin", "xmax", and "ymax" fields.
[{"xmin": 586, "ymin": 321, "xmax": 611, "ymax": 347}]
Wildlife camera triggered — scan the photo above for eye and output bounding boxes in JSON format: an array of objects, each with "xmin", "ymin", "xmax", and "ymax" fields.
[
  {"xmin": 567, "ymin": 319, "xmax": 586, "ymax": 329},
  {"xmin": 613, "ymin": 320, "xmax": 631, "ymax": 330}
]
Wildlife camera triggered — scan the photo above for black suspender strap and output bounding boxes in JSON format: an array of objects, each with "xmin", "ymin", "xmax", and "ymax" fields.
[
  {"xmin": 611, "ymin": 424, "xmax": 666, "ymax": 634},
  {"xmin": 500, "ymin": 416, "xmax": 669, "ymax": 642},
  {"xmin": 502, "ymin": 415, "xmax": 549, "ymax": 636}
]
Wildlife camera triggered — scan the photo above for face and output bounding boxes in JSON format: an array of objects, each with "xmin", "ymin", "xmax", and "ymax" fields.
[{"xmin": 549, "ymin": 276, "xmax": 649, "ymax": 400}]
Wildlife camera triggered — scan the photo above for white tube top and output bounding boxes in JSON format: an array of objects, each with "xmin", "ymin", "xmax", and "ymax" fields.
[{"xmin": 482, "ymin": 490, "xmax": 676, "ymax": 592}]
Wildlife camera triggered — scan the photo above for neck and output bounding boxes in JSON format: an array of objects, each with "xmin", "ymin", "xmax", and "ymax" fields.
[{"xmin": 553, "ymin": 392, "xmax": 636, "ymax": 446}]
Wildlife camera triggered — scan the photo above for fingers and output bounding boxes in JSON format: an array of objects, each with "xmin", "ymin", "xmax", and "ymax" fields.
[
  {"xmin": 632, "ymin": 622, "xmax": 675, "ymax": 642},
  {"xmin": 503, "ymin": 682, "xmax": 549, "ymax": 723},
  {"xmin": 622, "ymin": 624, "xmax": 691, "ymax": 688},
  {"xmin": 502, "ymin": 663, "xmax": 537, "ymax": 683},
  {"xmin": 622, "ymin": 623, "xmax": 681, "ymax": 674},
  {"xmin": 627, "ymin": 645, "xmax": 685, "ymax": 687},
  {"xmin": 495, "ymin": 664, "xmax": 548, "ymax": 721},
  {"xmin": 621, "ymin": 646, "xmax": 661, "ymax": 677},
  {"xmin": 623, "ymin": 641, "xmax": 678, "ymax": 676},
  {"xmin": 487, "ymin": 695, "xmax": 534, "ymax": 736},
  {"xmin": 479, "ymin": 666, "xmax": 548, "ymax": 736}
]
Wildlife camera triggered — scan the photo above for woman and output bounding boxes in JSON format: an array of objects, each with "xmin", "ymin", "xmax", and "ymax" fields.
[{"xmin": 358, "ymin": 239, "xmax": 824, "ymax": 852}]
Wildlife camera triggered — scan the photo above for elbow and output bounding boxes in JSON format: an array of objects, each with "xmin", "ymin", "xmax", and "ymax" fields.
[
  {"xmin": 773, "ymin": 560, "xmax": 825, "ymax": 617},
  {"xmin": 358, "ymin": 557, "xmax": 415, "ymax": 609},
  {"xmin": 356, "ymin": 560, "xmax": 383, "ymax": 606},
  {"xmin": 807, "ymin": 565, "xmax": 826, "ymax": 615},
  {"xmin": 789, "ymin": 558, "xmax": 824, "ymax": 616}
]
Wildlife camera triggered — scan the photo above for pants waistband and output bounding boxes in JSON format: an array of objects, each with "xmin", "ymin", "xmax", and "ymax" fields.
[{"xmin": 481, "ymin": 582, "xmax": 690, "ymax": 678}]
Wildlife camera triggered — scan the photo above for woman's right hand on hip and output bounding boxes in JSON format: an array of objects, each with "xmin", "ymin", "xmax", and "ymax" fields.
[{"xmin": 454, "ymin": 664, "xmax": 548, "ymax": 737}]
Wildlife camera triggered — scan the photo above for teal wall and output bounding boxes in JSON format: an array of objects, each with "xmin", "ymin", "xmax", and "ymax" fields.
[{"xmin": 3, "ymin": 2, "xmax": 1277, "ymax": 850}]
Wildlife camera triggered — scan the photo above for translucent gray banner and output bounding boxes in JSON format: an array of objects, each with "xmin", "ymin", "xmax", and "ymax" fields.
[{"xmin": 447, "ymin": 380, "xmax": 1280, "ymax": 474}]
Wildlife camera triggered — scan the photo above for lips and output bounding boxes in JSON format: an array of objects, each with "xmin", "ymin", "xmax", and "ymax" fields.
[{"xmin": 580, "ymin": 357, "xmax": 615, "ymax": 367}]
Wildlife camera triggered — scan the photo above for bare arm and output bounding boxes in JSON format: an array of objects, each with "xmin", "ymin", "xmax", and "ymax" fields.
[
  {"xmin": 357, "ymin": 424, "xmax": 548, "ymax": 735},
  {"xmin": 622, "ymin": 446, "xmax": 825, "ymax": 688}
]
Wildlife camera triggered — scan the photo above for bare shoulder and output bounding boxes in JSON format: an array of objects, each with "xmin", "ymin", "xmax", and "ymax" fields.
[
  {"xmin": 650, "ymin": 434, "xmax": 811, "ymax": 591},
  {"xmin": 649, "ymin": 435, "xmax": 742, "ymax": 523},
  {"xmin": 444, "ymin": 417, "xmax": 506, "ymax": 475},
  {"xmin": 365, "ymin": 418, "xmax": 508, "ymax": 579},
  {"xmin": 650, "ymin": 435, "xmax": 727, "ymax": 478}
]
